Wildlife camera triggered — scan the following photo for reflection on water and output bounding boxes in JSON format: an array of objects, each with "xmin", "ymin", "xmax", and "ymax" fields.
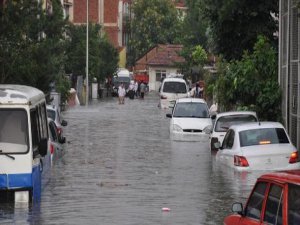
[{"xmin": 0, "ymin": 93, "xmax": 263, "ymax": 225}]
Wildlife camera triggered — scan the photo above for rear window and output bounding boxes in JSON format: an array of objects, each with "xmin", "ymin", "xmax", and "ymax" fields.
[
  {"xmin": 47, "ymin": 109, "xmax": 56, "ymax": 120},
  {"xmin": 239, "ymin": 128, "xmax": 290, "ymax": 147},
  {"xmin": 162, "ymin": 81, "xmax": 187, "ymax": 94},
  {"xmin": 215, "ymin": 114, "xmax": 257, "ymax": 132}
]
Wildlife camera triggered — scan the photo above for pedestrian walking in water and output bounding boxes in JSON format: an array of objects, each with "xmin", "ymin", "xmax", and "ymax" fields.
[
  {"xmin": 134, "ymin": 80, "xmax": 139, "ymax": 97},
  {"xmin": 118, "ymin": 83, "xmax": 126, "ymax": 104},
  {"xmin": 140, "ymin": 82, "xmax": 146, "ymax": 99},
  {"xmin": 190, "ymin": 82, "xmax": 203, "ymax": 98}
]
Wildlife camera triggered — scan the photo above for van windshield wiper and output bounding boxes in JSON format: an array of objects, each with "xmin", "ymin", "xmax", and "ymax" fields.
[{"xmin": 0, "ymin": 150, "xmax": 15, "ymax": 160}]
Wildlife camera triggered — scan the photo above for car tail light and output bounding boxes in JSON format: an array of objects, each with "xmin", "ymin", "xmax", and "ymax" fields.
[
  {"xmin": 234, "ymin": 155, "xmax": 249, "ymax": 167},
  {"xmin": 160, "ymin": 95, "xmax": 167, "ymax": 99},
  {"xmin": 50, "ymin": 144, "xmax": 54, "ymax": 154},
  {"xmin": 289, "ymin": 151, "xmax": 299, "ymax": 164},
  {"xmin": 57, "ymin": 127, "xmax": 62, "ymax": 135}
]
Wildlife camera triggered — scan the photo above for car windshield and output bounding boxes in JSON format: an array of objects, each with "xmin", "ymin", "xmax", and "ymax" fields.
[
  {"xmin": 113, "ymin": 77, "xmax": 130, "ymax": 88},
  {"xmin": 162, "ymin": 81, "xmax": 187, "ymax": 93},
  {"xmin": 173, "ymin": 102, "xmax": 209, "ymax": 118},
  {"xmin": 47, "ymin": 109, "xmax": 56, "ymax": 121},
  {"xmin": 239, "ymin": 128, "xmax": 290, "ymax": 147},
  {"xmin": 215, "ymin": 114, "xmax": 257, "ymax": 132},
  {"xmin": 0, "ymin": 109, "xmax": 29, "ymax": 153}
]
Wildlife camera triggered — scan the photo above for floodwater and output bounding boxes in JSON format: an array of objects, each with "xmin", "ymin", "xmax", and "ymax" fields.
[{"xmin": 0, "ymin": 92, "xmax": 263, "ymax": 225}]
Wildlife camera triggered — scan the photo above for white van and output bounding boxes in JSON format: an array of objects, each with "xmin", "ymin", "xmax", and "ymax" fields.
[
  {"xmin": 112, "ymin": 68, "xmax": 131, "ymax": 96},
  {"xmin": 0, "ymin": 85, "xmax": 50, "ymax": 202},
  {"xmin": 159, "ymin": 76, "xmax": 189, "ymax": 109}
]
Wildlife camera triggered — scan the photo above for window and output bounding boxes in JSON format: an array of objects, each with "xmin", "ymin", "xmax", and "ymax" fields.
[
  {"xmin": 49, "ymin": 121, "xmax": 59, "ymax": 142},
  {"xmin": 162, "ymin": 81, "xmax": 187, "ymax": 93},
  {"xmin": 264, "ymin": 184, "xmax": 283, "ymax": 225},
  {"xmin": 31, "ymin": 103, "xmax": 48, "ymax": 158},
  {"xmin": 173, "ymin": 102, "xmax": 209, "ymax": 118},
  {"xmin": 215, "ymin": 115, "xmax": 257, "ymax": 132},
  {"xmin": 0, "ymin": 109, "xmax": 29, "ymax": 153},
  {"xmin": 156, "ymin": 70, "xmax": 166, "ymax": 82},
  {"xmin": 222, "ymin": 130, "xmax": 235, "ymax": 149},
  {"xmin": 47, "ymin": 109, "xmax": 56, "ymax": 121},
  {"xmin": 239, "ymin": 128, "xmax": 290, "ymax": 147},
  {"xmin": 245, "ymin": 182, "xmax": 267, "ymax": 221},
  {"xmin": 288, "ymin": 184, "xmax": 300, "ymax": 224}
]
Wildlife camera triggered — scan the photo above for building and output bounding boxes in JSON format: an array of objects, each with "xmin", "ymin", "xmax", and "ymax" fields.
[
  {"xmin": 134, "ymin": 44, "xmax": 185, "ymax": 91},
  {"xmin": 279, "ymin": 0, "xmax": 300, "ymax": 150}
]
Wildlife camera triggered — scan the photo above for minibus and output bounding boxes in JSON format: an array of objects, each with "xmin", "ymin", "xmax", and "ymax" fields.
[{"xmin": 0, "ymin": 85, "xmax": 50, "ymax": 202}]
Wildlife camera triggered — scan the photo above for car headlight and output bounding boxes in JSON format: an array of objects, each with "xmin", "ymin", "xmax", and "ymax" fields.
[
  {"xmin": 173, "ymin": 124, "xmax": 183, "ymax": 132},
  {"xmin": 203, "ymin": 125, "xmax": 213, "ymax": 134}
]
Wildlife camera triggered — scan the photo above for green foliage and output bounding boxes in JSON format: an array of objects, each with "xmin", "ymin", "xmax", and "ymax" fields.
[
  {"xmin": 191, "ymin": 45, "xmax": 207, "ymax": 66},
  {"xmin": 214, "ymin": 36, "xmax": 281, "ymax": 121},
  {"xmin": 65, "ymin": 24, "xmax": 119, "ymax": 83},
  {"xmin": 0, "ymin": 0, "xmax": 69, "ymax": 99},
  {"xmin": 128, "ymin": 0, "xmax": 183, "ymax": 66},
  {"xmin": 203, "ymin": 0, "xmax": 278, "ymax": 60},
  {"xmin": 182, "ymin": 0, "xmax": 208, "ymax": 49}
]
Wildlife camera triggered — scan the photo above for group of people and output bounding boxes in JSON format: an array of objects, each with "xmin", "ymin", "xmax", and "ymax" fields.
[{"xmin": 118, "ymin": 80, "xmax": 147, "ymax": 104}]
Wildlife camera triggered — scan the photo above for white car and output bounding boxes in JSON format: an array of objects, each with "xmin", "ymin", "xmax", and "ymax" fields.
[
  {"xmin": 215, "ymin": 122, "xmax": 300, "ymax": 171},
  {"xmin": 159, "ymin": 77, "xmax": 189, "ymax": 109},
  {"xmin": 166, "ymin": 98, "xmax": 212, "ymax": 141},
  {"xmin": 210, "ymin": 111, "xmax": 258, "ymax": 151},
  {"xmin": 46, "ymin": 105, "xmax": 67, "ymax": 143}
]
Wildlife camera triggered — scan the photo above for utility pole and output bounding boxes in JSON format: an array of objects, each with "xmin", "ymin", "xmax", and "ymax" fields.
[{"xmin": 86, "ymin": 0, "xmax": 89, "ymax": 106}]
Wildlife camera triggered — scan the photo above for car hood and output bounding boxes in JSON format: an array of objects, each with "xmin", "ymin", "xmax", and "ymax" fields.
[{"xmin": 172, "ymin": 117, "xmax": 212, "ymax": 129}]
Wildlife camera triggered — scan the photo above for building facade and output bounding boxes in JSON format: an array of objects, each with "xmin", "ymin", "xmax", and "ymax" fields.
[{"xmin": 279, "ymin": 0, "xmax": 300, "ymax": 150}]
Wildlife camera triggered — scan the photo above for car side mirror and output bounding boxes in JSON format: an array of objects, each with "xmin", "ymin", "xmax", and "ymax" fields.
[
  {"xmin": 214, "ymin": 141, "xmax": 222, "ymax": 150},
  {"xmin": 61, "ymin": 120, "xmax": 68, "ymax": 126},
  {"xmin": 232, "ymin": 202, "xmax": 244, "ymax": 215},
  {"xmin": 38, "ymin": 138, "xmax": 48, "ymax": 157},
  {"xmin": 166, "ymin": 113, "xmax": 172, "ymax": 118},
  {"xmin": 211, "ymin": 114, "xmax": 216, "ymax": 120}
]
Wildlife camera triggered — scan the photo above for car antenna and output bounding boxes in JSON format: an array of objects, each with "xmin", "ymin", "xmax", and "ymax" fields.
[{"xmin": 258, "ymin": 120, "xmax": 261, "ymax": 126}]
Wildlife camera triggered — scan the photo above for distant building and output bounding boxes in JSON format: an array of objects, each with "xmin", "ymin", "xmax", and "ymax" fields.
[
  {"xmin": 279, "ymin": 0, "xmax": 300, "ymax": 149},
  {"xmin": 134, "ymin": 44, "xmax": 185, "ymax": 91}
]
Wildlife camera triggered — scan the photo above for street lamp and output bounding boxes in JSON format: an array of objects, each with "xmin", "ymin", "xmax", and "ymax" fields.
[{"xmin": 86, "ymin": 0, "xmax": 89, "ymax": 106}]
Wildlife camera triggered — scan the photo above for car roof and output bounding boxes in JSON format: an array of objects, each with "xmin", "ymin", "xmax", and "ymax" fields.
[
  {"xmin": 216, "ymin": 111, "xmax": 257, "ymax": 119},
  {"xmin": 162, "ymin": 78, "xmax": 186, "ymax": 83},
  {"xmin": 230, "ymin": 121, "xmax": 285, "ymax": 132},
  {"xmin": 176, "ymin": 98, "xmax": 207, "ymax": 104},
  {"xmin": 259, "ymin": 170, "xmax": 300, "ymax": 185}
]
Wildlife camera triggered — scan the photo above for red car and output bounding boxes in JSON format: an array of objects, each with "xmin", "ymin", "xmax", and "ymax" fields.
[{"xmin": 224, "ymin": 170, "xmax": 300, "ymax": 225}]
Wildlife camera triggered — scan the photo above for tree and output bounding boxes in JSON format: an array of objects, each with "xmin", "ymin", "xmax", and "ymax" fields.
[
  {"xmin": 65, "ymin": 23, "xmax": 119, "ymax": 83},
  {"xmin": 215, "ymin": 36, "xmax": 281, "ymax": 121},
  {"xmin": 128, "ymin": 0, "xmax": 183, "ymax": 66},
  {"xmin": 0, "ymin": 0, "xmax": 69, "ymax": 97},
  {"xmin": 182, "ymin": 0, "xmax": 208, "ymax": 49},
  {"xmin": 203, "ymin": 0, "xmax": 278, "ymax": 61}
]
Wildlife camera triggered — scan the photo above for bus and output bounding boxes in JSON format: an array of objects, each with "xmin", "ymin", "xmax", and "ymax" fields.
[{"xmin": 0, "ymin": 85, "xmax": 51, "ymax": 202}]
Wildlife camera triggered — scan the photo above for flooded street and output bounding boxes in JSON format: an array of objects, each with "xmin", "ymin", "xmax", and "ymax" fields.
[{"xmin": 1, "ymin": 92, "xmax": 262, "ymax": 225}]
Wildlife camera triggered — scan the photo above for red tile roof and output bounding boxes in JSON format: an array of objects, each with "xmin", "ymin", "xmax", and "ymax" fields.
[{"xmin": 135, "ymin": 44, "xmax": 185, "ymax": 68}]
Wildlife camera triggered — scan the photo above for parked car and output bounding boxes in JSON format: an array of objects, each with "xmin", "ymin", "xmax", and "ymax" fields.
[
  {"xmin": 215, "ymin": 122, "xmax": 300, "ymax": 171},
  {"xmin": 48, "ymin": 118, "xmax": 65, "ymax": 161},
  {"xmin": 159, "ymin": 76, "xmax": 189, "ymax": 109},
  {"xmin": 224, "ymin": 170, "xmax": 300, "ymax": 225},
  {"xmin": 46, "ymin": 105, "xmax": 67, "ymax": 143},
  {"xmin": 166, "ymin": 98, "xmax": 212, "ymax": 141},
  {"xmin": 210, "ymin": 111, "xmax": 258, "ymax": 151}
]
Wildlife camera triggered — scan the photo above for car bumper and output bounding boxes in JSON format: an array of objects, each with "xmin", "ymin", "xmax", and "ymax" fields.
[
  {"xmin": 170, "ymin": 132, "xmax": 210, "ymax": 142},
  {"xmin": 234, "ymin": 162, "xmax": 300, "ymax": 172}
]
